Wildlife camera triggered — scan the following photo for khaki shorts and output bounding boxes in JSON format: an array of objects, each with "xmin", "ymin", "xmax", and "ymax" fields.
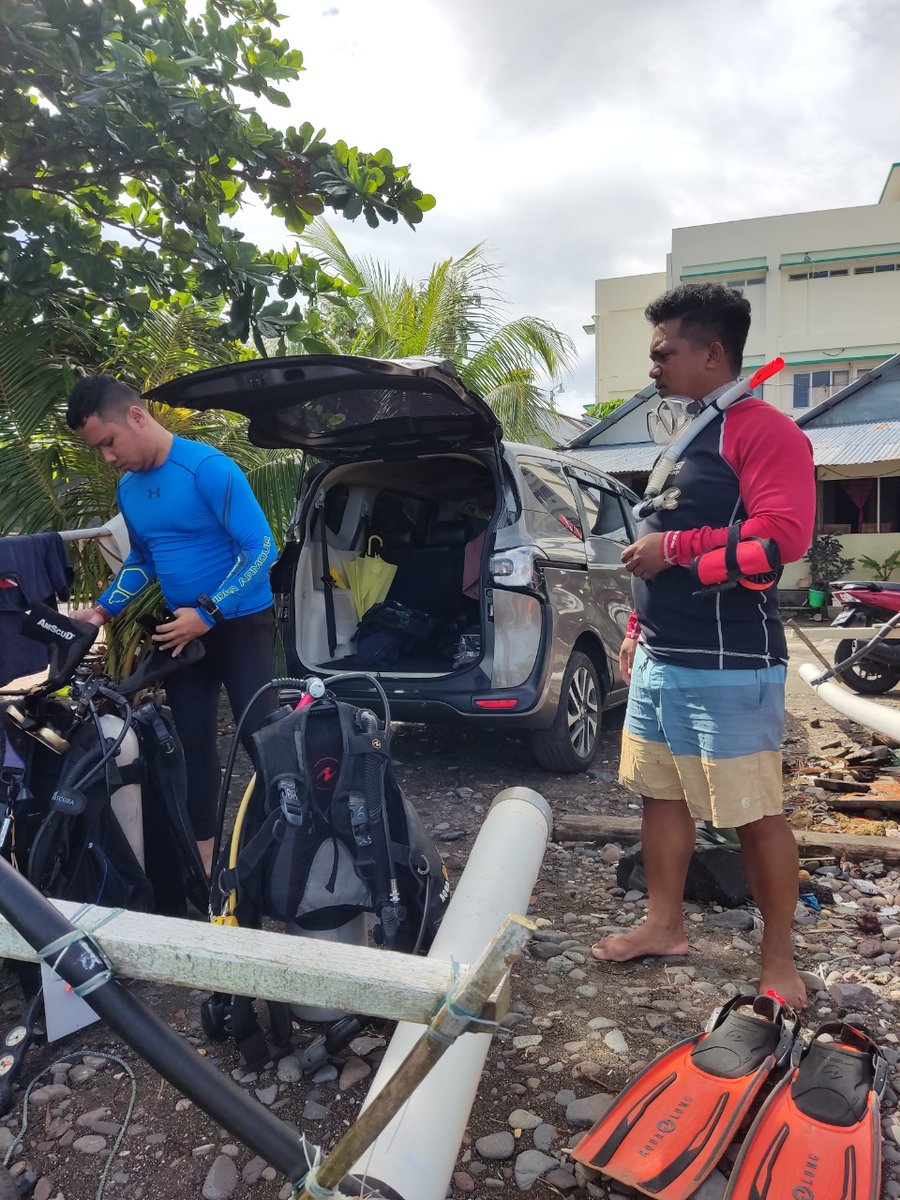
[{"xmin": 618, "ymin": 648, "xmax": 786, "ymax": 828}]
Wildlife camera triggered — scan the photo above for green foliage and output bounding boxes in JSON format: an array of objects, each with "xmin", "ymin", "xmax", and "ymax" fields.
[
  {"xmin": 858, "ymin": 548, "xmax": 900, "ymax": 581},
  {"xmin": 804, "ymin": 533, "xmax": 855, "ymax": 590},
  {"xmin": 299, "ymin": 222, "xmax": 577, "ymax": 445},
  {"xmin": 0, "ymin": 0, "xmax": 434, "ymax": 349},
  {"xmin": 584, "ymin": 396, "xmax": 627, "ymax": 421}
]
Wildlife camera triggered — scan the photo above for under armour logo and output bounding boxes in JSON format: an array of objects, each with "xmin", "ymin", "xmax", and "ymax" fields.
[{"xmin": 147, "ymin": 487, "xmax": 161, "ymax": 499}]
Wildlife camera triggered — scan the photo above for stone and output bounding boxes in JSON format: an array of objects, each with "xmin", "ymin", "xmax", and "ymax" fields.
[
  {"xmin": 508, "ymin": 1108, "xmax": 543, "ymax": 1131},
  {"xmin": 544, "ymin": 1166, "xmax": 578, "ymax": 1192},
  {"xmin": 828, "ymin": 981, "xmax": 876, "ymax": 1009},
  {"xmin": 706, "ymin": 910, "xmax": 755, "ymax": 931},
  {"xmin": 241, "ymin": 1155, "xmax": 268, "ymax": 1185},
  {"xmin": 514, "ymin": 1149, "xmax": 559, "ymax": 1190},
  {"xmin": 603, "ymin": 1028, "xmax": 629, "ymax": 1055},
  {"xmin": 303, "ymin": 1099, "xmax": 330, "ymax": 1121},
  {"xmin": 34, "ymin": 1180, "xmax": 54, "ymax": 1200},
  {"xmin": 565, "ymin": 1093, "xmax": 615, "ymax": 1128},
  {"xmin": 276, "ymin": 1055, "xmax": 303, "ymax": 1083},
  {"xmin": 513, "ymin": 1034, "xmax": 543, "ymax": 1050},
  {"xmin": 856, "ymin": 938, "xmax": 884, "ymax": 959},
  {"xmin": 452, "ymin": 1170, "xmax": 476, "ymax": 1192},
  {"xmin": 475, "ymin": 1131, "xmax": 516, "ymax": 1160},
  {"xmin": 339, "ymin": 1057, "xmax": 372, "ymax": 1089},
  {"xmin": 312, "ymin": 1063, "xmax": 338, "ymax": 1084},
  {"xmin": 254, "ymin": 1084, "xmax": 278, "ymax": 1106},
  {"xmin": 68, "ymin": 1064, "xmax": 96, "ymax": 1086},
  {"xmin": 73, "ymin": 1134, "xmax": 107, "ymax": 1154},
  {"xmin": 554, "ymin": 1090, "xmax": 577, "ymax": 1107},
  {"xmin": 202, "ymin": 1154, "xmax": 239, "ymax": 1200},
  {"xmin": 349, "ymin": 1034, "xmax": 386, "ymax": 1056},
  {"xmin": 532, "ymin": 943, "xmax": 564, "ymax": 961},
  {"xmin": 533, "ymin": 1123, "xmax": 557, "ymax": 1152},
  {"xmin": 623, "ymin": 889, "xmax": 645, "ymax": 902}
]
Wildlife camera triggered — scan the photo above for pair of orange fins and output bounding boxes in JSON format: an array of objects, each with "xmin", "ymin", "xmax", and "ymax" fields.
[{"xmin": 572, "ymin": 993, "xmax": 887, "ymax": 1200}]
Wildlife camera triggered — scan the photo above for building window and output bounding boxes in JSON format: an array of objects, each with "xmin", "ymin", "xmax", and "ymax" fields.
[
  {"xmin": 854, "ymin": 262, "xmax": 898, "ymax": 274},
  {"xmin": 821, "ymin": 477, "xmax": 895, "ymax": 534},
  {"xmin": 723, "ymin": 276, "xmax": 765, "ymax": 287},
  {"xmin": 792, "ymin": 369, "xmax": 850, "ymax": 409},
  {"xmin": 788, "ymin": 268, "xmax": 854, "ymax": 280}
]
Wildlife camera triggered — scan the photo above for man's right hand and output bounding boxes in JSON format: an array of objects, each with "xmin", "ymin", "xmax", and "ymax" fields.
[
  {"xmin": 69, "ymin": 604, "xmax": 109, "ymax": 628},
  {"xmin": 619, "ymin": 636, "xmax": 638, "ymax": 685}
]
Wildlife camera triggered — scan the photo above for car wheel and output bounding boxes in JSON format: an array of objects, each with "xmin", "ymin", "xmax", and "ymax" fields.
[{"xmin": 530, "ymin": 651, "xmax": 601, "ymax": 772}]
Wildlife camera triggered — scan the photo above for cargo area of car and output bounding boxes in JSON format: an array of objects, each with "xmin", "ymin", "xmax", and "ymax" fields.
[{"xmin": 292, "ymin": 454, "xmax": 499, "ymax": 675}]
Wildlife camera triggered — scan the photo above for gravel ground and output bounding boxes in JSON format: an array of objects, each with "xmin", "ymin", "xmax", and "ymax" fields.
[{"xmin": 2, "ymin": 627, "xmax": 899, "ymax": 1199}]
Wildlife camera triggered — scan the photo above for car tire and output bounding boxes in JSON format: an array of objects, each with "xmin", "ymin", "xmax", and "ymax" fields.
[{"xmin": 530, "ymin": 651, "xmax": 601, "ymax": 773}]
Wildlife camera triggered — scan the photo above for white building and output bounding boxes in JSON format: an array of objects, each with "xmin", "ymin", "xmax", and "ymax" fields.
[{"xmin": 590, "ymin": 164, "xmax": 900, "ymax": 413}]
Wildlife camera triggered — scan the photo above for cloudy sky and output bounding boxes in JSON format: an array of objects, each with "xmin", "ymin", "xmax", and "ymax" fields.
[{"xmin": 244, "ymin": 0, "xmax": 900, "ymax": 415}]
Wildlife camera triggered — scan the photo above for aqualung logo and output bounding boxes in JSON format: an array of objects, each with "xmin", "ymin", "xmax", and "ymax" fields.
[
  {"xmin": 636, "ymin": 1096, "xmax": 694, "ymax": 1158},
  {"xmin": 37, "ymin": 617, "xmax": 76, "ymax": 640},
  {"xmin": 793, "ymin": 1154, "xmax": 820, "ymax": 1200}
]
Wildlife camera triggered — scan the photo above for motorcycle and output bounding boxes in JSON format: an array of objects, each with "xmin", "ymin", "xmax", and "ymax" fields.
[{"xmin": 829, "ymin": 580, "xmax": 900, "ymax": 694}]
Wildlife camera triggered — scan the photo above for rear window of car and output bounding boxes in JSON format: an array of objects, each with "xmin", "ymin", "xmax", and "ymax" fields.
[{"xmin": 519, "ymin": 462, "xmax": 583, "ymax": 541}]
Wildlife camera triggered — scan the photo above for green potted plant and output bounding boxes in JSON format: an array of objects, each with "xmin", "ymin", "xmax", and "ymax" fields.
[{"xmin": 803, "ymin": 534, "xmax": 855, "ymax": 617}]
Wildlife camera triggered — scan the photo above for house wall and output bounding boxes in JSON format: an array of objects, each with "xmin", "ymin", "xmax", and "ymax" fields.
[
  {"xmin": 782, "ymin": 533, "xmax": 900, "ymax": 589},
  {"xmin": 593, "ymin": 272, "xmax": 666, "ymax": 406},
  {"xmin": 590, "ymin": 166, "xmax": 900, "ymax": 413}
]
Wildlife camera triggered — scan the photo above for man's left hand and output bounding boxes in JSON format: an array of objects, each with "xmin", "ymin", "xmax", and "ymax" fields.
[
  {"xmin": 152, "ymin": 607, "xmax": 211, "ymax": 656},
  {"xmin": 621, "ymin": 533, "xmax": 668, "ymax": 580}
]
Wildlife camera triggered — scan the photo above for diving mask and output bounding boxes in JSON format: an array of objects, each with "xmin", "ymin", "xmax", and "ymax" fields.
[{"xmin": 646, "ymin": 395, "xmax": 705, "ymax": 445}]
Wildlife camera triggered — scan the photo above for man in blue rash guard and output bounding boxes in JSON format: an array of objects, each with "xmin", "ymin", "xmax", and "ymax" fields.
[{"xmin": 66, "ymin": 375, "xmax": 277, "ymax": 876}]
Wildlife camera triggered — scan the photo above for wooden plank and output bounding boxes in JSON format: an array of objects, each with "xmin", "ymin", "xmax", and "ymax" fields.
[
  {"xmin": 553, "ymin": 813, "xmax": 900, "ymax": 864},
  {"xmin": 0, "ymin": 900, "xmax": 470, "ymax": 1025}
]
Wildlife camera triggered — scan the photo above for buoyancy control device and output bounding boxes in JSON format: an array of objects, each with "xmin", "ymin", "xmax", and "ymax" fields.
[{"xmin": 204, "ymin": 675, "xmax": 451, "ymax": 1069}]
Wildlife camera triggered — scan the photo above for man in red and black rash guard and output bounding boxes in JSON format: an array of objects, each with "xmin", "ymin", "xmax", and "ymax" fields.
[{"xmin": 592, "ymin": 283, "xmax": 816, "ymax": 1011}]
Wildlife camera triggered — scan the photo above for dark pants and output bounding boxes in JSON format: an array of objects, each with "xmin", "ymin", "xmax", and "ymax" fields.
[{"xmin": 164, "ymin": 610, "xmax": 277, "ymax": 841}]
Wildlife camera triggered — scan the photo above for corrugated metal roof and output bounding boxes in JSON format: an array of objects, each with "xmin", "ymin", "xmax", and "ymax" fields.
[
  {"xmin": 804, "ymin": 421, "xmax": 900, "ymax": 466},
  {"xmin": 564, "ymin": 420, "xmax": 900, "ymax": 475},
  {"xmin": 565, "ymin": 441, "xmax": 660, "ymax": 474}
]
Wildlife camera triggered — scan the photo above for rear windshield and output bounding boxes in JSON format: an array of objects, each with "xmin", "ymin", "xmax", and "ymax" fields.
[{"xmin": 264, "ymin": 385, "xmax": 469, "ymax": 440}]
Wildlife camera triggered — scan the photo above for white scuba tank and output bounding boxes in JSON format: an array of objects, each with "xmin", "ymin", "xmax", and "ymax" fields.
[{"xmin": 98, "ymin": 713, "xmax": 144, "ymax": 871}]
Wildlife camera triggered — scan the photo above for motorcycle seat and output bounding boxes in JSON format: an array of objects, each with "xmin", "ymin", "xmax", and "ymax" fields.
[{"xmin": 835, "ymin": 580, "xmax": 900, "ymax": 593}]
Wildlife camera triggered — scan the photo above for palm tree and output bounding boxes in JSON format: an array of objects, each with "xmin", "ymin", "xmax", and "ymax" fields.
[{"xmin": 298, "ymin": 222, "xmax": 577, "ymax": 445}]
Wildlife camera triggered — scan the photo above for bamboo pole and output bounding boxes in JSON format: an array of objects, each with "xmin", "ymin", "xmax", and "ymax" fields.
[{"xmin": 295, "ymin": 914, "xmax": 534, "ymax": 1200}]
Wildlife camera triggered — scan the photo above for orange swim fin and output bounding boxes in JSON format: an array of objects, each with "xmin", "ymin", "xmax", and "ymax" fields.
[
  {"xmin": 723, "ymin": 1021, "xmax": 886, "ymax": 1200},
  {"xmin": 571, "ymin": 994, "xmax": 799, "ymax": 1200}
]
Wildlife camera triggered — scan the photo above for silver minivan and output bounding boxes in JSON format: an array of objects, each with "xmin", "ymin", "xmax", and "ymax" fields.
[{"xmin": 151, "ymin": 355, "xmax": 637, "ymax": 772}]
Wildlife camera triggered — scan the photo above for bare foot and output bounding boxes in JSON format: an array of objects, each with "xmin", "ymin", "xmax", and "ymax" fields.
[
  {"xmin": 759, "ymin": 963, "xmax": 808, "ymax": 1012},
  {"xmin": 591, "ymin": 924, "xmax": 690, "ymax": 963}
]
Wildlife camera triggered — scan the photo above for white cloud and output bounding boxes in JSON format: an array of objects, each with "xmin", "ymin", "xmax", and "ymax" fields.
[{"xmin": 239, "ymin": 0, "xmax": 900, "ymax": 414}]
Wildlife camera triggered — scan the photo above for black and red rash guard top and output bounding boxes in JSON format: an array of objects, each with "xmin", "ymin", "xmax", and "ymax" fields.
[{"xmin": 633, "ymin": 395, "xmax": 815, "ymax": 670}]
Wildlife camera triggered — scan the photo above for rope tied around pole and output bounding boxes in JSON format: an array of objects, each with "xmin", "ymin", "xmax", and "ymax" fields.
[
  {"xmin": 294, "ymin": 1134, "xmax": 352, "ymax": 1199},
  {"xmin": 37, "ymin": 903, "xmax": 124, "ymax": 996}
]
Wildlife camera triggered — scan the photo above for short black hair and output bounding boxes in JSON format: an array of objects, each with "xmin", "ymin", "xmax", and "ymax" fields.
[
  {"xmin": 66, "ymin": 375, "xmax": 143, "ymax": 430},
  {"xmin": 645, "ymin": 283, "xmax": 751, "ymax": 373}
]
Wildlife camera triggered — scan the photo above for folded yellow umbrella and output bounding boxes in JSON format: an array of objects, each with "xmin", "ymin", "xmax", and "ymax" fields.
[{"xmin": 343, "ymin": 535, "xmax": 397, "ymax": 618}]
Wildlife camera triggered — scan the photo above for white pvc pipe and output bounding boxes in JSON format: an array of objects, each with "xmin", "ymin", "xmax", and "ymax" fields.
[
  {"xmin": 799, "ymin": 662, "xmax": 900, "ymax": 741},
  {"xmin": 351, "ymin": 786, "xmax": 553, "ymax": 1200}
]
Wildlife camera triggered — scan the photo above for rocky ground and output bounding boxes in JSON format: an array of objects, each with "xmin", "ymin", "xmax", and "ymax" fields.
[{"xmin": 2, "ymin": 626, "xmax": 899, "ymax": 1199}]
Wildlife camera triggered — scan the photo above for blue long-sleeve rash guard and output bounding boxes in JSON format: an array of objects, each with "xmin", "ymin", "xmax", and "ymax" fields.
[{"xmin": 97, "ymin": 436, "xmax": 276, "ymax": 626}]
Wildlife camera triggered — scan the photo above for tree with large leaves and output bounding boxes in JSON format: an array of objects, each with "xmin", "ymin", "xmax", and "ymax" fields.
[
  {"xmin": 0, "ymin": 0, "xmax": 434, "ymax": 351},
  {"xmin": 298, "ymin": 222, "xmax": 577, "ymax": 445}
]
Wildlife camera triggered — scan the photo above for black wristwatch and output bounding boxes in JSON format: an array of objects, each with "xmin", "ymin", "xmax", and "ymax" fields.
[{"xmin": 196, "ymin": 593, "xmax": 224, "ymax": 625}]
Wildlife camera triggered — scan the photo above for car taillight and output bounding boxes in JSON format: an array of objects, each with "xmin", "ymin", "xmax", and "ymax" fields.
[
  {"xmin": 489, "ymin": 546, "xmax": 546, "ymax": 591},
  {"xmin": 474, "ymin": 698, "xmax": 519, "ymax": 710}
]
